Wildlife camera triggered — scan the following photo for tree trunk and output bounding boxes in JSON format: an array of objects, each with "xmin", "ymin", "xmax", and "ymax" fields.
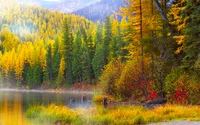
[{"xmin": 153, "ymin": 0, "xmax": 168, "ymax": 21}]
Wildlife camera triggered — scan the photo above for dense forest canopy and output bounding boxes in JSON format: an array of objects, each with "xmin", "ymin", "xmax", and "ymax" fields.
[{"xmin": 0, "ymin": 0, "xmax": 200, "ymax": 104}]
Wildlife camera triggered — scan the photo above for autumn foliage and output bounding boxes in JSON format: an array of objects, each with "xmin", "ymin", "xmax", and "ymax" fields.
[
  {"xmin": 0, "ymin": 0, "xmax": 200, "ymax": 104},
  {"xmin": 99, "ymin": 58, "xmax": 156, "ymax": 101}
]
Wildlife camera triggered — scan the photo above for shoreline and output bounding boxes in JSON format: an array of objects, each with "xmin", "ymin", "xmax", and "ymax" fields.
[{"xmin": 0, "ymin": 88, "xmax": 94, "ymax": 94}]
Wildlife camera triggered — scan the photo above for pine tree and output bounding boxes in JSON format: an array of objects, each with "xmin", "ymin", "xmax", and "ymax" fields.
[
  {"xmin": 92, "ymin": 25, "xmax": 105, "ymax": 79},
  {"xmin": 182, "ymin": 0, "xmax": 200, "ymax": 70},
  {"xmin": 103, "ymin": 16, "xmax": 112, "ymax": 64},
  {"xmin": 81, "ymin": 42, "xmax": 91, "ymax": 83},
  {"xmin": 168, "ymin": 0, "xmax": 187, "ymax": 54},
  {"xmin": 72, "ymin": 31, "xmax": 82, "ymax": 82},
  {"xmin": 92, "ymin": 44, "xmax": 105, "ymax": 79},
  {"xmin": 45, "ymin": 44, "xmax": 53, "ymax": 83},
  {"xmin": 52, "ymin": 38, "xmax": 61, "ymax": 80},
  {"xmin": 62, "ymin": 18, "xmax": 73, "ymax": 85}
]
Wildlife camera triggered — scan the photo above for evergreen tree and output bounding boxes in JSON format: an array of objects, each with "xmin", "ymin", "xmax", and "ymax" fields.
[
  {"xmin": 45, "ymin": 44, "xmax": 53, "ymax": 83},
  {"xmin": 81, "ymin": 27, "xmax": 88, "ymax": 43},
  {"xmin": 33, "ymin": 63, "xmax": 43, "ymax": 86},
  {"xmin": 182, "ymin": 0, "xmax": 200, "ymax": 70},
  {"xmin": 86, "ymin": 34, "xmax": 95, "ymax": 79},
  {"xmin": 81, "ymin": 42, "xmax": 91, "ymax": 83},
  {"xmin": 92, "ymin": 44, "xmax": 105, "ymax": 79},
  {"xmin": 95, "ymin": 25, "xmax": 103, "ymax": 44},
  {"xmin": 103, "ymin": 16, "xmax": 112, "ymax": 64},
  {"xmin": 87, "ymin": 35, "xmax": 95, "ymax": 60},
  {"xmin": 110, "ymin": 26, "xmax": 125, "ymax": 59},
  {"xmin": 72, "ymin": 31, "xmax": 82, "ymax": 82},
  {"xmin": 92, "ymin": 25, "xmax": 105, "ymax": 79},
  {"xmin": 52, "ymin": 38, "xmax": 61, "ymax": 80},
  {"xmin": 168, "ymin": 0, "xmax": 187, "ymax": 54},
  {"xmin": 26, "ymin": 63, "xmax": 43, "ymax": 87},
  {"xmin": 62, "ymin": 18, "xmax": 73, "ymax": 85}
]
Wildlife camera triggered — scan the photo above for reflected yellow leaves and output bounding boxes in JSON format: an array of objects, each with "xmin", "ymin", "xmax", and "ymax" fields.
[{"xmin": 0, "ymin": 93, "xmax": 31, "ymax": 125}]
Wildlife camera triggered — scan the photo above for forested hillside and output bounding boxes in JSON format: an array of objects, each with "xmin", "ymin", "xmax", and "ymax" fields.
[
  {"xmin": 0, "ymin": 0, "xmax": 127, "ymax": 88},
  {"xmin": 0, "ymin": 0, "xmax": 200, "ymax": 104}
]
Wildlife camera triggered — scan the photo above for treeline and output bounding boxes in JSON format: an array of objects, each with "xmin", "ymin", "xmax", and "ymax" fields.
[{"xmin": 0, "ymin": 0, "xmax": 127, "ymax": 88}]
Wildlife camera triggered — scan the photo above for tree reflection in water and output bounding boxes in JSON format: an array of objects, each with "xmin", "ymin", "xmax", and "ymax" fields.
[{"xmin": 0, "ymin": 93, "xmax": 32, "ymax": 125}]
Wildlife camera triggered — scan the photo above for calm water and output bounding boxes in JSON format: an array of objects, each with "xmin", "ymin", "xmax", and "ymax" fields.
[{"xmin": 0, "ymin": 89, "xmax": 93, "ymax": 125}]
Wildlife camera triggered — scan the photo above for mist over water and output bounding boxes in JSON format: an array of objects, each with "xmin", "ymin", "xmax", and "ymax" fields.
[{"xmin": 0, "ymin": 90, "xmax": 93, "ymax": 125}]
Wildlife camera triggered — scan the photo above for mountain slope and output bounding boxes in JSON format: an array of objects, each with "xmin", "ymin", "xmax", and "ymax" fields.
[
  {"xmin": 18, "ymin": 0, "xmax": 100, "ymax": 13},
  {"xmin": 50, "ymin": 0, "xmax": 101, "ymax": 13},
  {"xmin": 0, "ymin": 0, "xmax": 96, "ymax": 42},
  {"xmin": 73, "ymin": 0, "xmax": 125, "ymax": 22}
]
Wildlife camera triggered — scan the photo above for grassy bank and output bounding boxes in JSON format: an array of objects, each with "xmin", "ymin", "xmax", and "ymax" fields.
[{"xmin": 26, "ymin": 104, "xmax": 200, "ymax": 125}]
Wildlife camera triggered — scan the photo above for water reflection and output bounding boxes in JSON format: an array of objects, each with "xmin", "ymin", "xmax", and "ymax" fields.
[
  {"xmin": 0, "ymin": 90, "xmax": 93, "ymax": 125},
  {"xmin": 0, "ymin": 93, "xmax": 31, "ymax": 125}
]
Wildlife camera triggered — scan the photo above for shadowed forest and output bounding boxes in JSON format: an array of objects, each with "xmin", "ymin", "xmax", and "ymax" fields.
[{"xmin": 0, "ymin": 0, "xmax": 200, "ymax": 105}]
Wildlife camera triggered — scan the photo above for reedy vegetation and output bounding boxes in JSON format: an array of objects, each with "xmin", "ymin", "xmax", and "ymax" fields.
[{"xmin": 26, "ymin": 104, "xmax": 200, "ymax": 125}]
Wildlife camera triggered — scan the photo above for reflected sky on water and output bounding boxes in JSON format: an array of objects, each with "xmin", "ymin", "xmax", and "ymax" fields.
[{"xmin": 0, "ymin": 90, "xmax": 93, "ymax": 125}]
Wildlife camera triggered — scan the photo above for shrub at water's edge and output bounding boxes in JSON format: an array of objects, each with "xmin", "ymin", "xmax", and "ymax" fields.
[
  {"xmin": 92, "ymin": 95, "xmax": 105, "ymax": 103},
  {"xmin": 26, "ymin": 104, "xmax": 200, "ymax": 125}
]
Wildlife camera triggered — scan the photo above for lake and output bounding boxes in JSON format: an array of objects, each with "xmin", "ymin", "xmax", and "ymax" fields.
[{"xmin": 0, "ymin": 89, "xmax": 93, "ymax": 125}]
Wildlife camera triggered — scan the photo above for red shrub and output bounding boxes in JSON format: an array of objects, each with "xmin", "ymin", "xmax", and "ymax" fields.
[{"xmin": 173, "ymin": 83, "xmax": 189, "ymax": 104}]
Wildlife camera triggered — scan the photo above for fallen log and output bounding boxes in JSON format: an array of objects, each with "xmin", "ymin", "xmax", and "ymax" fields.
[{"xmin": 144, "ymin": 98, "xmax": 167, "ymax": 109}]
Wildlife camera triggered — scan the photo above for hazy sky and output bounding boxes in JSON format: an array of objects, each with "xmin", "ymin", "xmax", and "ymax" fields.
[{"xmin": 18, "ymin": 0, "xmax": 101, "ymax": 13}]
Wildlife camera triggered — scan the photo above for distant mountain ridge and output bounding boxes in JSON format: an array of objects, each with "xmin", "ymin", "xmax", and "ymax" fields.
[
  {"xmin": 50, "ymin": 0, "xmax": 101, "ymax": 13},
  {"xmin": 18, "ymin": 0, "xmax": 100, "ymax": 13},
  {"xmin": 73, "ymin": 0, "xmax": 125, "ymax": 22},
  {"xmin": 18, "ymin": 0, "xmax": 125, "ymax": 22}
]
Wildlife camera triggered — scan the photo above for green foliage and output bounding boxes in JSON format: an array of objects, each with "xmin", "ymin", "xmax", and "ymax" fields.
[
  {"xmin": 52, "ymin": 38, "xmax": 61, "ymax": 80},
  {"xmin": 103, "ymin": 16, "xmax": 112, "ymax": 64},
  {"xmin": 92, "ymin": 44, "xmax": 105, "ymax": 79},
  {"xmin": 62, "ymin": 18, "xmax": 74, "ymax": 85},
  {"xmin": 134, "ymin": 115, "xmax": 146, "ymax": 124},
  {"xmin": 72, "ymin": 31, "xmax": 82, "ymax": 81},
  {"xmin": 26, "ymin": 64, "xmax": 43, "ymax": 87},
  {"xmin": 182, "ymin": 0, "xmax": 200, "ymax": 70},
  {"xmin": 81, "ymin": 42, "xmax": 92, "ymax": 83},
  {"xmin": 26, "ymin": 105, "xmax": 43, "ymax": 118},
  {"xmin": 45, "ymin": 44, "xmax": 53, "ymax": 83}
]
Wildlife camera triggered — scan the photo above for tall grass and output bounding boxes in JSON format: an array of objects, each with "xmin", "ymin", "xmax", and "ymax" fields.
[{"xmin": 26, "ymin": 104, "xmax": 200, "ymax": 125}]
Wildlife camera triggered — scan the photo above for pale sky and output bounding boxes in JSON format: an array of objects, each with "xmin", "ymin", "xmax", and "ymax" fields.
[{"xmin": 43, "ymin": 0, "xmax": 61, "ymax": 1}]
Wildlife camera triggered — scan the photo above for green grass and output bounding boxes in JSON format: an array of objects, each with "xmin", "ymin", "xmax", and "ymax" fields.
[{"xmin": 26, "ymin": 104, "xmax": 200, "ymax": 125}]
